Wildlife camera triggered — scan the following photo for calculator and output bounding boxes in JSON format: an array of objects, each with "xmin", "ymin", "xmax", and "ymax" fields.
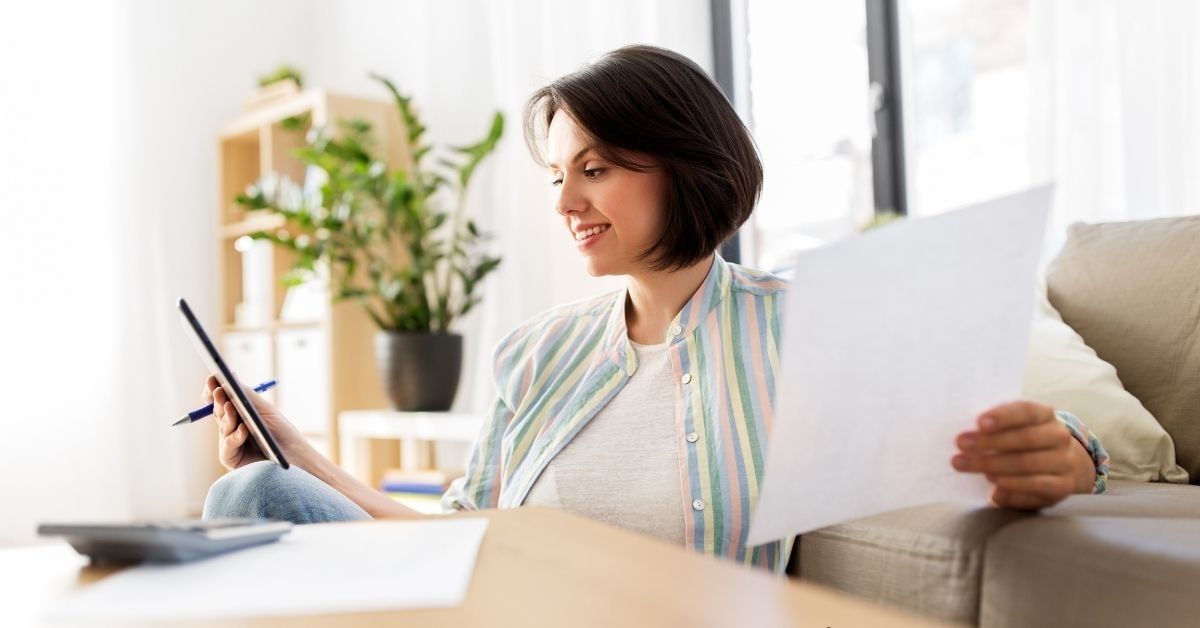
[{"xmin": 38, "ymin": 518, "xmax": 293, "ymax": 564}]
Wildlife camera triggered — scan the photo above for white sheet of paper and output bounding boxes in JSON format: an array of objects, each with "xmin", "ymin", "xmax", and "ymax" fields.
[
  {"xmin": 747, "ymin": 187, "xmax": 1051, "ymax": 546},
  {"xmin": 49, "ymin": 518, "xmax": 488, "ymax": 621}
]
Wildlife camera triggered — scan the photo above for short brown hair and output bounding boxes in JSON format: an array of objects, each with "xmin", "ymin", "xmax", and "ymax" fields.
[{"xmin": 524, "ymin": 45, "xmax": 762, "ymax": 271}]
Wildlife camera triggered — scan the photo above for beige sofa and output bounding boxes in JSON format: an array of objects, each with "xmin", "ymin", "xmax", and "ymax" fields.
[{"xmin": 786, "ymin": 215, "xmax": 1200, "ymax": 627}]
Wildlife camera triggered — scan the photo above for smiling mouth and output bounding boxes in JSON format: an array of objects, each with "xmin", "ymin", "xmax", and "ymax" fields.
[{"xmin": 574, "ymin": 224, "xmax": 611, "ymax": 242}]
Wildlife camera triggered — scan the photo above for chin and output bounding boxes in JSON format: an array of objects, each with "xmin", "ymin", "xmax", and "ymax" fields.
[
  {"xmin": 581, "ymin": 256, "xmax": 619, "ymax": 277},
  {"xmin": 582, "ymin": 261, "xmax": 607, "ymax": 277}
]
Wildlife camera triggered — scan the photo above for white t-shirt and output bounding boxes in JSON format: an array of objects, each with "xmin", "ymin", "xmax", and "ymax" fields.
[{"xmin": 523, "ymin": 339, "xmax": 685, "ymax": 545}]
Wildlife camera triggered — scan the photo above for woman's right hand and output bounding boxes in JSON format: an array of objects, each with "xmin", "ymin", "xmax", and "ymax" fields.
[{"xmin": 202, "ymin": 375, "xmax": 311, "ymax": 471}]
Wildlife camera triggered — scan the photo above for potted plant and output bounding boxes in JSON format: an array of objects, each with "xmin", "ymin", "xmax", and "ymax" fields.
[
  {"xmin": 245, "ymin": 65, "xmax": 305, "ymax": 110},
  {"xmin": 237, "ymin": 74, "xmax": 503, "ymax": 411}
]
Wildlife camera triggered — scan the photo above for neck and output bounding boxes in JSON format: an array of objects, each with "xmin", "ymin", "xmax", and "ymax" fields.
[{"xmin": 625, "ymin": 254, "xmax": 715, "ymax": 345}]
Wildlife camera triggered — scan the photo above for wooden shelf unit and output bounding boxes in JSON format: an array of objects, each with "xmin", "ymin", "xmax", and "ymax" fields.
[{"xmin": 216, "ymin": 89, "xmax": 410, "ymax": 469}]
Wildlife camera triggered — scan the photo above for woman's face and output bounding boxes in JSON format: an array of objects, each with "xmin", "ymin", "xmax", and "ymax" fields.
[{"xmin": 546, "ymin": 112, "xmax": 669, "ymax": 277}]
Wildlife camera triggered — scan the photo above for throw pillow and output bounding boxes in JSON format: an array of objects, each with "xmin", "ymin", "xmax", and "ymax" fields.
[{"xmin": 1023, "ymin": 282, "xmax": 1189, "ymax": 482}]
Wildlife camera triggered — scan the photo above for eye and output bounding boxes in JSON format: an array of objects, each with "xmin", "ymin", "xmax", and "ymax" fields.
[
  {"xmin": 583, "ymin": 167, "xmax": 605, "ymax": 179},
  {"xmin": 550, "ymin": 178, "xmax": 563, "ymax": 187}
]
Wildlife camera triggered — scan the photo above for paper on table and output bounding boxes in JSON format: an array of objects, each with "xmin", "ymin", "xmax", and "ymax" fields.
[
  {"xmin": 747, "ymin": 187, "xmax": 1051, "ymax": 546},
  {"xmin": 49, "ymin": 517, "xmax": 488, "ymax": 621}
]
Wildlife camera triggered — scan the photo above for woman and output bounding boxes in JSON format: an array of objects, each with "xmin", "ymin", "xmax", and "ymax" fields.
[{"xmin": 203, "ymin": 45, "xmax": 1108, "ymax": 573}]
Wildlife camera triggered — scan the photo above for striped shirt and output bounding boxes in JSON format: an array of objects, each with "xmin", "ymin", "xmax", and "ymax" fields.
[
  {"xmin": 442, "ymin": 254, "xmax": 1110, "ymax": 573},
  {"xmin": 443, "ymin": 254, "xmax": 793, "ymax": 571}
]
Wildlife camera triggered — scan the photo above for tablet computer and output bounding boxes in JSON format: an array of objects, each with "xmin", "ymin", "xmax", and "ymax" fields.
[{"xmin": 178, "ymin": 298, "xmax": 289, "ymax": 469}]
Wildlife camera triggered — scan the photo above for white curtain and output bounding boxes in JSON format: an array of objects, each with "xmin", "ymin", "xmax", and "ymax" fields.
[{"xmin": 1029, "ymin": 0, "xmax": 1200, "ymax": 248}]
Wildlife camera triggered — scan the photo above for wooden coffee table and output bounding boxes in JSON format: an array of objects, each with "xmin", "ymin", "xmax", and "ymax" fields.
[{"xmin": 2, "ymin": 507, "xmax": 943, "ymax": 627}]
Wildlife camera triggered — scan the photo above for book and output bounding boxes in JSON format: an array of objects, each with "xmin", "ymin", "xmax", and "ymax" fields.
[{"xmin": 380, "ymin": 469, "xmax": 451, "ymax": 494}]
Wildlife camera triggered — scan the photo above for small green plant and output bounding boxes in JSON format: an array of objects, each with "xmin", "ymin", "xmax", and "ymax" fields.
[
  {"xmin": 862, "ymin": 209, "xmax": 903, "ymax": 232},
  {"xmin": 258, "ymin": 65, "xmax": 304, "ymax": 88},
  {"xmin": 257, "ymin": 65, "xmax": 308, "ymax": 129},
  {"xmin": 237, "ymin": 74, "xmax": 503, "ymax": 333}
]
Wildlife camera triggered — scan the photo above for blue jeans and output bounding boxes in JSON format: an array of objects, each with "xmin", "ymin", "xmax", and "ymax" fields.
[{"xmin": 202, "ymin": 461, "xmax": 372, "ymax": 524}]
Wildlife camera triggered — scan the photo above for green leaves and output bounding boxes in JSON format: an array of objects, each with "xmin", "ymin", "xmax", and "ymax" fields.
[
  {"xmin": 233, "ymin": 73, "xmax": 504, "ymax": 334},
  {"xmin": 258, "ymin": 65, "xmax": 304, "ymax": 88},
  {"xmin": 370, "ymin": 73, "xmax": 426, "ymax": 148},
  {"xmin": 449, "ymin": 112, "xmax": 505, "ymax": 188},
  {"xmin": 279, "ymin": 112, "xmax": 311, "ymax": 132}
]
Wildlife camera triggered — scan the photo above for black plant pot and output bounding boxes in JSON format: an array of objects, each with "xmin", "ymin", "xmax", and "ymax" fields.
[{"xmin": 374, "ymin": 331, "xmax": 463, "ymax": 411}]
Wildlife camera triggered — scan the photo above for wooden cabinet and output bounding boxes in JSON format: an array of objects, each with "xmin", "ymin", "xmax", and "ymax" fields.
[
  {"xmin": 215, "ymin": 90, "xmax": 409, "ymax": 471},
  {"xmin": 274, "ymin": 326, "xmax": 330, "ymax": 435},
  {"xmin": 221, "ymin": 331, "xmax": 276, "ymax": 404}
]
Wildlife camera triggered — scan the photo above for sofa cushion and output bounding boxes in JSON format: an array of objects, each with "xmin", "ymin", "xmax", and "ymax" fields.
[
  {"xmin": 1032, "ymin": 478, "xmax": 1200, "ymax": 518},
  {"xmin": 980, "ymin": 481, "xmax": 1200, "ymax": 628},
  {"xmin": 1046, "ymin": 215, "xmax": 1200, "ymax": 483},
  {"xmin": 790, "ymin": 503, "xmax": 1029, "ymax": 624}
]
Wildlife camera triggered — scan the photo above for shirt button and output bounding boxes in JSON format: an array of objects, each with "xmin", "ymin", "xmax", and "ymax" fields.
[
  {"xmin": 669, "ymin": 324, "xmax": 682, "ymax": 337},
  {"xmin": 692, "ymin": 499, "xmax": 705, "ymax": 511},
  {"xmin": 681, "ymin": 373, "xmax": 692, "ymax": 385},
  {"xmin": 686, "ymin": 432, "xmax": 699, "ymax": 443}
]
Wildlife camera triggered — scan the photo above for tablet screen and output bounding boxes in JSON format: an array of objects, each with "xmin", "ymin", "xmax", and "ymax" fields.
[{"xmin": 177, "ymin": 298, "xmax": 289, "ymax": 469}]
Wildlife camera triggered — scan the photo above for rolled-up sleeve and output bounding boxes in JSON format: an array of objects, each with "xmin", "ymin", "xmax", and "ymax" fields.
[
  {"xmin": 1055, "ymin": 410, "xmax": 1111, "ymax": 494},
  {"xmin": 441, "ymin": 394, "xmax": 514, "ymax": 512}
]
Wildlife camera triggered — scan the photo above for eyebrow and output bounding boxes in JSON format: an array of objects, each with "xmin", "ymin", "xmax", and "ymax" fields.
[{"xmin": 547, "ymin": 145, "xmax": 596, "ymax": 170}]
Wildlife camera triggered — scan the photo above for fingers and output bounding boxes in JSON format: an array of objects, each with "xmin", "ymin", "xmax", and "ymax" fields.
[
  {"xmin": 220, "ymin": 402, "xmax": 240, "ymax": 437},
  {"xmin": 953, "ymin": 420, "xmax": 1075, "ymax": 477},
  {"xmin": 977, "ymin": 400, "xmax": 1055, "ymax": 433},
  {"xmin": 213, "ymin": 388, "xmax": 240, "ymax": 438},
  {"xmin": 224, "ymin": 423, "xmax": 249, "ymax": 452},
  {"xmin": 203, "ymin": 375, "xmax": 218, "ymax": 402},
  {"xmin": 954, "ymin": 402, "xmax": 1078, "ymax": 511},
  {"xmin": 952, "ymin": 448, "xmax": 1073, "ymax": 475},
  {"xmin": 958, "ymin": 420, "xmax": 1072, "ymax": 454}
]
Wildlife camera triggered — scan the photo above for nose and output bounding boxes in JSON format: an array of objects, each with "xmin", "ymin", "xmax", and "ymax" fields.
[{"xmin": 555, "ymin": 175, "xmax": 587, "ymax": 217}]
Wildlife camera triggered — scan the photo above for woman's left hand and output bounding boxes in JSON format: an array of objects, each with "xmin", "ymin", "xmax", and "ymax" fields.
[{"xmin": 952, "ymin": 401, "xmax": 1097, "ymax": 510}]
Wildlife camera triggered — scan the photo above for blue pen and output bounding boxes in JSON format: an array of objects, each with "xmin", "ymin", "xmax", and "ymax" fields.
[{"xmin": 172, "ymin": 379, "xmax": 278, "ymax": 426}]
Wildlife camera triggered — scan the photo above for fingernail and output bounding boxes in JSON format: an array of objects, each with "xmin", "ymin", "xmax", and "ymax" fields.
[
  {"xmin": 980, "ymin": 415, "xmax": 996, "ymax": 430},
  {"xmin": 952, "ymin": 455, "xmax": 971, "ymax": 470},
  {"xmin": 960, "ymin": 434, "xmax": 977, "ymax": 450}
]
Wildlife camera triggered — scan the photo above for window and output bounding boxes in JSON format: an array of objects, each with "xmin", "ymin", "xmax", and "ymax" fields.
[
  {"xmin": 727, "ymin": 0, "xmax": 1032, "ymax": 267},
  {"xmin": 740, "ymin": 0, "xmax": 875, "ymax": 271},
  {"xmin": 901, "ymin": 0, "xmax": 1031, "ymax": 216}
]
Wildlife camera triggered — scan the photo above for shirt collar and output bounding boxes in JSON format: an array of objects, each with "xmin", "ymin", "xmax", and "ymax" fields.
[{"xmin": 603, "ymin": 254, "xmax": 732, "ymax": 375}]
